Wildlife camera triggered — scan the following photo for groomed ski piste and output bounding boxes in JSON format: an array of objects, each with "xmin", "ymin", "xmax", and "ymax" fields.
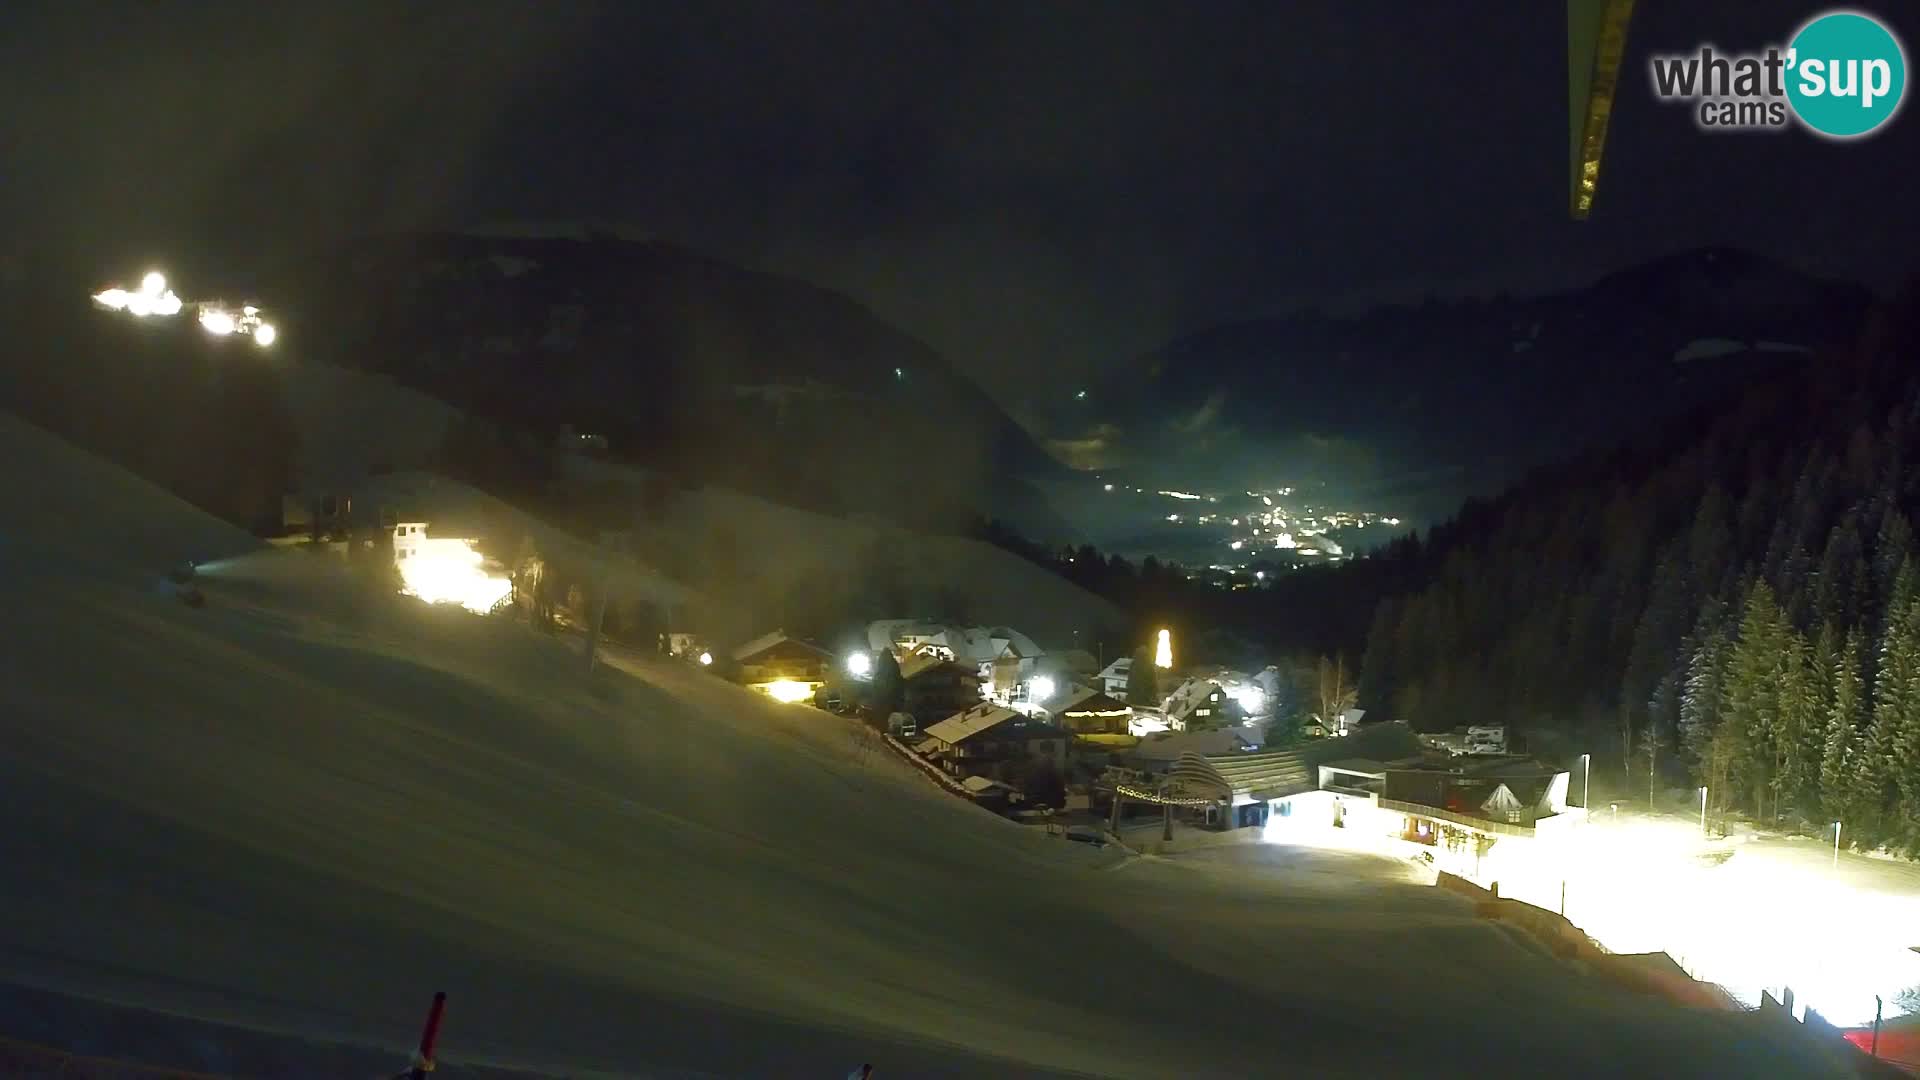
[{"xmin": 0, "ymin": 413, "xmax": 1860, "ymax": 1076}]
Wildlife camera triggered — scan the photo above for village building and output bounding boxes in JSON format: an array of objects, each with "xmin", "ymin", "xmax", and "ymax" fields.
[
  {"xmin": 730, "ymin": 632, "xmax": 833, "ymax": 703},
  {"xmin": 1159, "ymin": 676, "xmax": 1242, "ymax": 731},
  {"xmin": 920, "ymin": 703, "xmax": 1069, "ymax": 779},
  {"xmin": 899, "ymin": 653, "xmax": 984, "ymax": 727},
  {"xmin": 1048, "ymin": 686, "xmax": 1133, "ymax": 736},
  {"xmin": 1095, "ymin": 656, "xmax": 1132, "ymax": 698}
]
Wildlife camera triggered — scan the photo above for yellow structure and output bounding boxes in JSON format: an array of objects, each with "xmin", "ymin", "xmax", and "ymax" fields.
[{"xmin": 1568, "ymin": 0, "xmax": 1639, "ymax": 220}]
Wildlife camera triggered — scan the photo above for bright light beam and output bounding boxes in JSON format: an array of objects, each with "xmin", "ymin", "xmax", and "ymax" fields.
[{"xmin": 396, "ymin": 534, "xmax": 511, "ymax": 615}]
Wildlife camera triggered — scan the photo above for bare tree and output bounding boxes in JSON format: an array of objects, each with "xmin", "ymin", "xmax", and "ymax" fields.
[{"xmin": 1317, "ymin": 653, "xmax": 1357, "ymax": 732}]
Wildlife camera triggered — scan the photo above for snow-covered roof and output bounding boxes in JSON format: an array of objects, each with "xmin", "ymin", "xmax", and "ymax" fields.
[
  {"xmin": 899, "ymin": 652, "xmax": 976, "ymax": 682},
  {"xmin": 1055, "ymin": 687, "xmax": 1131, "ymax": 716},
  {"xmin": 1098, "ymin": 657, "xmax": 1132, "ymax": 679},
  {"xmin": 729, "ymin": 631, "xmax": 829, "ymax": 664},
  {"xmin": 867, "ymin": 618, "xmax": 945, "ymax": 654},
  {"xmin": 882, "ymin": 623, "xmax": 1046, "ymax": 665},
  {"xmin": 985, "ymin": 625, "xmax": 1043, "ymax": 659},
  {"xmin": 1161, "ymin": 677, "xmax": 1226, "ymax": 722},
  {"xmin": 962, "ymin": 775, "xmax": 1015, "ymax": 794},
  {"xmin": 1458, "ymin": 756, "xmax": 1564, "ymax": 780},
  {"xmin": 1129, "ymin": 728, "xmax": 1258, "ymax": 762},
  {"xmin": 1321, "ymin": 758, "xmax": 1390, "ymax": 777},
  {"xmin": 923, "ymin": 703, "xmax": 1021, "ymax": 746}
]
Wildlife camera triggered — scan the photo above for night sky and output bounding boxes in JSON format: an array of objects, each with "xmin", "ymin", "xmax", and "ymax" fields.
[{"xmin": 3, "ymin": 0, "xmax": 1915, "ymax": 417}]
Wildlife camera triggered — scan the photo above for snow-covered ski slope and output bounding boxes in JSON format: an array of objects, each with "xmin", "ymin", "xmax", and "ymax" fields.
[
  {"xmin": 0, "ymin": 415, "xmax": 1853, "ymax": 1077},
  {"xmin": 280, "ymin": 360, "xmax": 1126, "ymax": 648}
]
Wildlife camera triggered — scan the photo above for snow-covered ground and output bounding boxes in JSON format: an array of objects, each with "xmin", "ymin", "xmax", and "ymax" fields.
[
  {"xmin": 0, "ymin": 414, "xmax": 1865, "ymax": 1077},
  {"xmin": 1486, "ymin": 807, "xmax": 1920, "ymax": 1028}
]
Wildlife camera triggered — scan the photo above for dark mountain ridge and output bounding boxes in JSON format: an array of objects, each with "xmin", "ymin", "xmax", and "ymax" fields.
[
  {"xmin": 265, "ymin": 230, "xmax": 1075, "ymax": 540},
  {"xmin": 1338, "ymin": 274, "xmax": 1920, "ymax": 849},
  {"xmin": 1053, "ymin": 247, "xmax": 1873, "ymax": 529}
]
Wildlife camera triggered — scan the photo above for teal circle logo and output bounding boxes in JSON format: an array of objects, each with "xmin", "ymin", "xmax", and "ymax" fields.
[{"xmin": 1786, "ymin": 11, "xmax": 1907, "ymax": 138}]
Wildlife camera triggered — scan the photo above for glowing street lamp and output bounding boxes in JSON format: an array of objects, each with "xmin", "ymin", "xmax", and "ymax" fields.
[
  {"xmin": 1234, "ymin": 685, "xmax": 1265, "ymax": 716},
  {"xmin": 846, "ymin": 650, "xmax": 872, "ymax": 679},
  {"xmin": 1029, "ymin": 674, "xmax": 1056, "ymax": 704},
  {"xmin": 199, "ymin": 308, "xmax": 237, "ymax": 336},
  {"xmin": 94, "ymin": 270, "xmax": 183, "ymax": 317},
  {"xmin": 1154, "ymin": 628, "xmax": 1172, "ymax": 670},
  {"xmin": 697, "ymin": 651, "xmax": 713, "ymax": 666}
]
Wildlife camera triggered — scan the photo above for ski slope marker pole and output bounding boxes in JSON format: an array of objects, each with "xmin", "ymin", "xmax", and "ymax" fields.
[{"xmin": 410, "ymin": 991, "xmax": 446, "ymax": 1078}]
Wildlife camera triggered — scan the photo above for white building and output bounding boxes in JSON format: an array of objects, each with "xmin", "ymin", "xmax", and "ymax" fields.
[
  {"xmin": 864, "ymin": 620, "xmax": 1046, "ymax": 701},
  {"xmin": 1159, "ymin": 677, "xmax": 1242, "ymax": 730}
]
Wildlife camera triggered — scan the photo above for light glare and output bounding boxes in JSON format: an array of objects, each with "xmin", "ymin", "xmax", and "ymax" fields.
[
  {"xmin": 395, "ymin": 531, "xmax": 511, "ymax": 615},
  {"xmin": 764, "ymin": 679, "xmax": 814, "ymax": 704}
]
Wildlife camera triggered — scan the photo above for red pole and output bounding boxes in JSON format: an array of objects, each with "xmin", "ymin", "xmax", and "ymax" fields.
[{"xmin": 410, "ymin": 991, "xmax": 446, "ymax": 1079}]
